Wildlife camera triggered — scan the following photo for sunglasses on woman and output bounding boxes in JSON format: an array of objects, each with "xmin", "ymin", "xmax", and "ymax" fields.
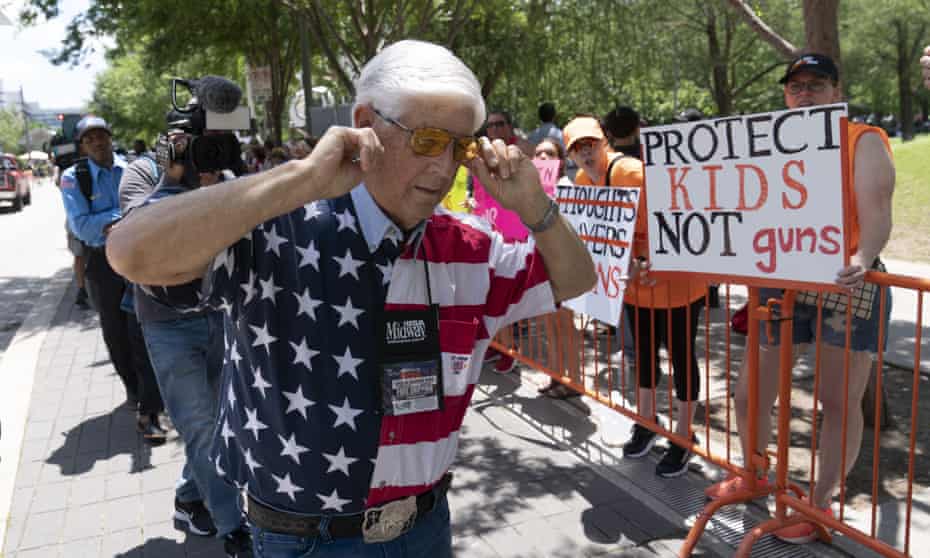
[{"xmin": 373, "ymin": 107, "xmax": 479, "ymax": 163}]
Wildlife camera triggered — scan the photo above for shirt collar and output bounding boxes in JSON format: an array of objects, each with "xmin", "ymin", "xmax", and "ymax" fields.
[
  {"xmin": 86, "ymin": 154, "xmax": 127, "ymax": 179},
  {"xmin": 350, "ymin": 184, "xmax": 426, "ymax": 252}
]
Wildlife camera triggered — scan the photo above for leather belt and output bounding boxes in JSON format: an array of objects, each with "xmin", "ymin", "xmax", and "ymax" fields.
[{"xmin": 247, "ymin": 473, "xmax": 452, "ymax": 541}]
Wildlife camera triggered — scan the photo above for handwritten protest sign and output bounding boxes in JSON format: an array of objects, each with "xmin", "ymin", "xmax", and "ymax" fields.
[
  {"xmin": 641, "ymin": 103, "xmax": 848, "ymax": 287},
  {"xmin": 555, "ymin": 184, "xmax": 640, "ymax": 326},
  {"xmin": 473, "ymin": 159, "xmax": 560, "ymax": 242}
]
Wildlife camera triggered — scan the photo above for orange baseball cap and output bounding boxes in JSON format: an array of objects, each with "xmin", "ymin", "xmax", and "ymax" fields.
[{"xmin": 563, "ymin": 116, "xmax": 605, "ymax": 151}]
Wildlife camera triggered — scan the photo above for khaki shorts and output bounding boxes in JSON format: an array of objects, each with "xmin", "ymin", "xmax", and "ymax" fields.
[{"xmin": 67, "ymin": 229, "xmax": 84, "ymax": 257}]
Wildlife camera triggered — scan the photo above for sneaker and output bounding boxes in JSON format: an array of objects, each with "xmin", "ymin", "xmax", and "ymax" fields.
[
  {"xmin": 223, "ymin": 526, "xmax": 254, "ymax": 557},
  {"xmin": 137, "ymin": 413, "xmax": 167, "ymax": 446},
  {"xmin": 774, "ymin": 506, "xmax": 834, "ymax": 544},
  {"xmin": 704, "ymin": 473, "xmax": 770, "ymax": 500},
  {"xmin": 622, "ymin": 424, "xmax": 657, "ymax": 458},
  {"xmin": 75, "ymin": 287, "xmax": 90, "ymax": 309},
  {"xmin": 656, "ymin": 436, "xmax": 697, "ymax": 478},
  {"xmin": 173, "ymin": 498, "xmax": 217, "ymax": 537},
  {"xmin": 494, "ymin": 354, "xmax": 517, "ymax": 374}
]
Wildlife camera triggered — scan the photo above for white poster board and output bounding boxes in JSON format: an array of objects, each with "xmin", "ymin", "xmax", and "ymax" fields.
[
  {"xmin": 555, "ymin": 184, "xmax": 640, "ymax": 326},
  {"xmin": 641, "ymin": 103, "xmax": 848, "ymax": 287}
]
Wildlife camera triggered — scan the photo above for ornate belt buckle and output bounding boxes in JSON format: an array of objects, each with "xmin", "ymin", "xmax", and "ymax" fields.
[{"xmin": 362, "ymin": 495, "xmax": 418, "ymax": 543}]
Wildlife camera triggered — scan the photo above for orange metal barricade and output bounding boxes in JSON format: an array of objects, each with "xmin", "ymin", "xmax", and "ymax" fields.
[{"xmin": 489, "ymin": 269, "xmax": 929, "ymax": 558}]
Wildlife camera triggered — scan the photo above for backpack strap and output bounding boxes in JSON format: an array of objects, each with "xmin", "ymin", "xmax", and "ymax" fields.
[
  {"xmin": 73, "ymin": 158, "xmax": 94, "ymax": 203},
  {"xmin": 605, "ymin": 154, "xmax": 626, "ymax": 187}
]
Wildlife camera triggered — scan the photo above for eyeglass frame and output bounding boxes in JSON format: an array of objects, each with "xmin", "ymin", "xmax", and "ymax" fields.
[
  {"xmin": 784, "ymin": 78, "xmax": 833, "ymax": 95},
  {"xmin": 371, "ymin": 106, "xmax": 479, "ymax": 163}
]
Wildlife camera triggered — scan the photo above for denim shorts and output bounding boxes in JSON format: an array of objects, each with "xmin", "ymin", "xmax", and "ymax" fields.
[{"xmin": 758, "ymin": 287, "xmax": 892, "ymax": 353}]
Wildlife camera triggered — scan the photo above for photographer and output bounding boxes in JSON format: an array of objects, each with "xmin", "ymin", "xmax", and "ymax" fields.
[{"xmin": 118, "ymin": 81, "xmax": 252, "ymax": 556}]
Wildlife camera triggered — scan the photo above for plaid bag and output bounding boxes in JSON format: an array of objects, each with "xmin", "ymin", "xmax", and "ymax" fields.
[{"xmin": 795, "ymin": 259, "xmax": 885, "ymax": 321}]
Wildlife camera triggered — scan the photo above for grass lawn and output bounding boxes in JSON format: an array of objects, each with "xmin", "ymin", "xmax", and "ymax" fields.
[{"xmin": 887, "ymin": 134, "xmax": 930, "ymax": 263}]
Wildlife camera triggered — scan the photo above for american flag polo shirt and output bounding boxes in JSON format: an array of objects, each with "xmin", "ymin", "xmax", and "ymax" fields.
[{"xmin": 151, "ymin": 184, "xmax": 555, "ymax": 515}]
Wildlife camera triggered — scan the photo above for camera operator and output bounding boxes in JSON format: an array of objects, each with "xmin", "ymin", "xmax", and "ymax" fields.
[
  {"xmin": 59, "ymin": 116, "xmax": 166, "ymax": 443},
  {"xmin": 117, "ymin": 81, "xmax": 252, "ymax": 556}
]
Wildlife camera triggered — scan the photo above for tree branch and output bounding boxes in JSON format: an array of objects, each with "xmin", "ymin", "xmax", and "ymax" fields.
[
  {"xmin": 725, "ymin": 0, "xmax": 798, "ymax": 59},
  {"xmin": 732, "ymin": 60, "xmax": 782, "ymax": 96}
]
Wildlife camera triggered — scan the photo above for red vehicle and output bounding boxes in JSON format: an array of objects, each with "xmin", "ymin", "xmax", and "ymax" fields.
[{"xmin": 0, "ymin": 153, "xmax": 32, "ymax": 211}]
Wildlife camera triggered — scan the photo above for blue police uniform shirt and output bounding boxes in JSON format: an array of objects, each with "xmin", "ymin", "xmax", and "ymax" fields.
[{"xmin": 60, "ymin": 154, "xmax": 126, "ymax": 248}]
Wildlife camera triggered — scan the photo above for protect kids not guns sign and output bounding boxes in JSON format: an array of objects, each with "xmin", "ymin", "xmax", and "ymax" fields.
[
  {"xmin": 641, "ymin": 103, "xmax": 848, "ymax": 287},
  {"xmin": 556, "ymin": 184, "xmax": 640, "ymax": 326}
]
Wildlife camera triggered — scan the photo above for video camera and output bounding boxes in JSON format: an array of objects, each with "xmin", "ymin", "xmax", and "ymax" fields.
[{"xmin": 156, "ymin": 76, "xmax": 249, "ymax": 178}]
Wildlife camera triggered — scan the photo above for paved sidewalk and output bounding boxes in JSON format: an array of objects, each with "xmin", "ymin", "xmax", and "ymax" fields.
[{"xmin": 4, "ymin": 272, "xmax": 923, "ymax": 557}]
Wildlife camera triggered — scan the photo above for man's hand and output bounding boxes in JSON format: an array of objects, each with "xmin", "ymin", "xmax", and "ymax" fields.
[
  {"xmin": 835, "ymin": 253, "xmax": 869, "ymax": 292},
  {"xmin": 467, "ymin": 137, "xmax": 549, "ymax": 225},
  {"xmin": 297, "ymin": 126, "xmax": 384, "ymax": 202},
  {"xmin": 922, "ymin": 46, "xmax": 930, "ymax": 90}
]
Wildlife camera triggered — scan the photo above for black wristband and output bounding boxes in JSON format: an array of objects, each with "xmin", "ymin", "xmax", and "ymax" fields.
[{"xmin": 523, "ymin": 198, "xmax": 560, "ymax": 234}]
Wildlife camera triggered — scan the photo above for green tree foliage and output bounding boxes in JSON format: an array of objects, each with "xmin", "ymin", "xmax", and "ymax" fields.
[{"xmin": 0, "ymin": 109, "xmax": 26, "ymax": 153}]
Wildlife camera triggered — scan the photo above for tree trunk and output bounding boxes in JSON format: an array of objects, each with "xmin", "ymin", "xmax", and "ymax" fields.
[
  {"xmin": 896, "ymin": 20, "xmax": 915, "ymax": 142},
  {"xmin": 707, "ymin": 7, "xmax": 733, "ymax": 115},
  {"xmin": 802, "ymin": 0, "xmax": 840, "ymax": 65}
]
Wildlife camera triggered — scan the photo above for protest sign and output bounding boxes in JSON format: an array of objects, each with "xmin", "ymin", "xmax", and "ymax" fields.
[
  {"xmin": 641, "ymin": 103, "xmax": 848, "ymax": 288},
  {"xmin": 555, "ymin": 184, "xmax": 640, "ymax": 326},
  {"xmin": 472, "ymin": 159, "xmax": 561, "ymax": 241}
]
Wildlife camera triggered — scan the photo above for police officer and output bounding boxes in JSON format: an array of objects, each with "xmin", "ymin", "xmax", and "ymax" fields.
[{"xmin": 60, "ymin": 116, "xmax": 166, "ymax": 442}]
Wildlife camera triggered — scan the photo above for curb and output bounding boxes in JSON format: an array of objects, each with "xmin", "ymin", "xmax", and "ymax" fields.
[{"xmin": 0, "ymin": 268, "xmax": 72, "ymax": 554}]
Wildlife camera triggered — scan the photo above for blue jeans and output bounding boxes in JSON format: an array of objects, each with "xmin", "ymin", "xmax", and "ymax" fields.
[
  {"xmin": 142, "ymin": 314, "xmax": 241, "ymax": 536},
  {"xmin": 250, "ymin": 494, "xmax": 452, "ymax": 558}
]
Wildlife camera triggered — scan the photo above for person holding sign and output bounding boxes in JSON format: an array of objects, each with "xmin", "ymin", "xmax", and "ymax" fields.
[
  {"xmin": 564, "ymin": 116, "xmax": 705, "ymax": 477},
  {"xmin": 706, "ymin": 54, "xmax": 896, "ymax": 546}
]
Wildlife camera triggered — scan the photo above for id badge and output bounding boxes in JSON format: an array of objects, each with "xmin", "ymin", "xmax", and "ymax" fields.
[{"xmin": 377, "ymin": 306, "xmax": 443, "ymax": 416}]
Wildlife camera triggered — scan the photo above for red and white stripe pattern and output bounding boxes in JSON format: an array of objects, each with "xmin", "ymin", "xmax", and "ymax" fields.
[{"xmin": 366, "ymin": 209, "xmax": 554, "ymax": 506}]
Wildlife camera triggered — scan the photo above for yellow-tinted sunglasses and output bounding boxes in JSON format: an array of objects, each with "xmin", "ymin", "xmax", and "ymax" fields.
[{"xmin": 373, "ymin": 107, "xmax": 478, "ymax": 163}]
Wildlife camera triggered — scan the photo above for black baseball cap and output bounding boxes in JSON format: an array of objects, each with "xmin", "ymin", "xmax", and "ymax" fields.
[{"xmin": 779, "ymin": 53, "xmax": 839, "ymax": 84}]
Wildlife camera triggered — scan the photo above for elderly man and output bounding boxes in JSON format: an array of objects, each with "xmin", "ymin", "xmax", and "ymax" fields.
[
  {"xmin": 107, "ymin": 40, "xmax": 595, "ymax": 558},
  {"xmin": 705, "ymin": 54, "xmax": 895, "ymax": 546}
]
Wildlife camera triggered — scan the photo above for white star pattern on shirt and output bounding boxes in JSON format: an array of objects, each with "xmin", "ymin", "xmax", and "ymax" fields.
[
  {"xmin": 385, "ymin": 227, "xmax": 403, "ymax": 245},
  {"xmin": 296, "ymin": 240, "xmax": 320, "ymax": 271},
  {"xmin": 243, "ymin": 407, "xmax": 269, "ymax": 441},
  {"xmin": 213, "ymin": 247, "xmax": 235, "ymax": 277},
  {"xmin": 243, "ymin": 447, "xmax": 262, "ymax": 475},
  {"xmin": 278, "ymin": 433, "xmax": 309, "ymax": 465},
  {"xmin": 333, "ymin": 347, "xmax": 363, "ymax": 381},
  {"xmin": 293, "ymin": 288, "xmax": 323, "ymax": 321},
  {"xmin": 335, "ymin": 210, "xmax": 358, "ymax": 234},
  {"xmin": 259, "ymin": 275, "xmax": 283, "ymax": 304},
  {"xmin": 317, "ymin": 488, "xmax": 351, "ymax": 512},
  {"xmin": 322, "ymin": 446, "xmax": 358, "ymax": 477},
  {"xmin": 289, "ymin": 337, "xmax": 319, "ymax": 370},
  {"xmin": 250, "ymin": 321, "xmax": 278, "ymax": 353},
  {"xmin": 251, "ymin": 366, "xmax": 272, "ymax": 398},
  {"xmin": 332, "ymin": 297, "xmax": 364, "ymax": 330},
  {"xmin": 220, "ymin": 419, "xmax": 235, "ymax": 447},
  {"xmin": 217, "ymin": 296, "xmax": 233, "ymax": 316},
  {"xmin": 375, "ymin": 261, "xmax": 393, "ymax": 286},
  {"xmin": 215, "ymin": 455, "xmax": 226, "ymax": 477},
  {"xmin": 282, "ymin": 385, "xmax": 315, "ymax": 420},
  {"xmin": 334, "ymin": 248, "xmax": 364, "ymax": 280},
  {"xmin": 229, "ymin": 340, "xmax": 242, "ymax": 369},
  {"xmin": 329, "ymin": 397, "xmax": 364, "ymax": 431},
  {"xmin": 240, "ymin": 271, "xmax": 257, "ymax": 306},
  {"xmin": 263, "ymin": 223, "xmax": 288, "ymax": 256},
  {"xmin": 303, "ymin": 202, "xmax": 321, "ymax": 221},
  {"xmin": 227, "ymin": 382, "xmax": 237, "ymax": 409},
  {"xmin": 273, "ymin": 472, "xmax": 304, "ymax": 502}
]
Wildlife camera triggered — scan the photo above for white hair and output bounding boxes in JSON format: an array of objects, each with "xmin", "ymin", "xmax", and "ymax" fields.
[{"xmin": 354, "ymin": 40, "xmax": 486, "ymax": 132}]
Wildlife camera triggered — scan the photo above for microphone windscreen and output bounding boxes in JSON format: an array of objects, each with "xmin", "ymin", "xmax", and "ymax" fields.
[{"xmin": 196, "ymin": 76, "xmax": 243, "ymax": 114}]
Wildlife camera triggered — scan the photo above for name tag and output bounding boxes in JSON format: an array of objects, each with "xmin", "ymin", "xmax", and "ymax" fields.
[{"xmin": 377, "ymin": 306, "xmax": 443, "ymax": 416}]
